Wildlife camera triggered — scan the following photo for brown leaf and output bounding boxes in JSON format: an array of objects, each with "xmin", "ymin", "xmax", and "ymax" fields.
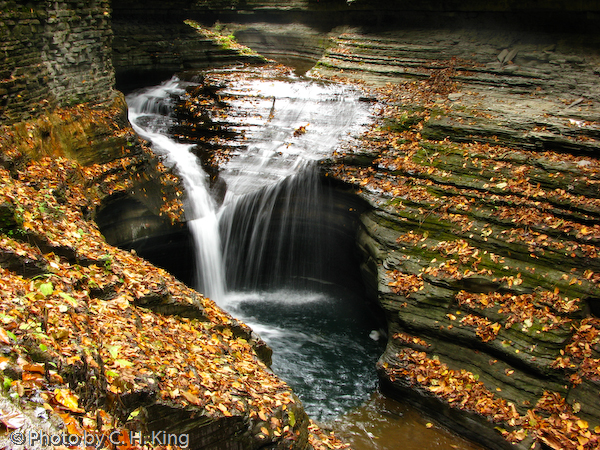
[{"xmin": 181, "ymin": 390, "xmax": 201, "ymax": 406}]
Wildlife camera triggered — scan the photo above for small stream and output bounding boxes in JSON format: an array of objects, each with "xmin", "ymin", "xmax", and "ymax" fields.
[{"xmin": 125, "ymin": 66, "xmax": 483, "ymax": 450}]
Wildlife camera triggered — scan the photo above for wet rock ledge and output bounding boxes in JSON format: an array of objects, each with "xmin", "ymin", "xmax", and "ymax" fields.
[{"xmin": 316, "ymin": 28, "xmax": 600, "ymax": 450}]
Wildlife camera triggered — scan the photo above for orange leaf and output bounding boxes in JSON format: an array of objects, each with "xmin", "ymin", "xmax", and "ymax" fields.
[
  {"xmin": 114, "ymin": 430, "xmax": 135, "ymax": 450},
  {"xmin": 0, "ymin": 327, "xmax": 12, "ymax": 345},
  {"xmin": 58, "ymin": 412, "xmax": 83, "ymax": 435},
  {"xmin": 66, "ymin": 355, "xmax": 82, "ymax": 365},
  {"xmin": 22, "ymin": 372, "xmax": 43, "ymax": 383},
  {"xmin": 23, "ymin": 363, "xmax": 45, "ymax": 374},
  {"xmin": 181, "ymin": 390, "xmax": 201, "ymax": 406},
  {"xmin": 0, "ymin": 356, "xmax": 10, "ymax": 370}
]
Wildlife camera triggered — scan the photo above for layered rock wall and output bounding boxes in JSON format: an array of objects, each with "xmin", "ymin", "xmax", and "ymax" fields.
[
  {"xmin": 188, "ymin": 0, "xmax": 600, "ymax": 31},
  {"xmin": 318, "ymin": 27, "xmax": 600, "ymax": 450},
  {"xmin": 112, "ymin": 21, "xmax": 264, "ymax": 92},
  {"xmin": 3, "ymin": 1, "xmax": 600, "ymax": 449},
  {"xmin": 0, "ymin": 0, "xmax": 115, "ymax": 124},
  {"xmin": 0, "ymin": 3, "xmax": 330, "ymax": 449}
]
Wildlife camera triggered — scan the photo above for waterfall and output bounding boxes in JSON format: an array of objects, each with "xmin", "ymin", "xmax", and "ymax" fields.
[
  {"xmin": 220, "ymin": 165, "xmax": 329, "ymax": 290},
  {"xmin": 126, "ymin": 69, "xmax": 371, "ymax": 300},
  {"xmin": 127, "ymin": 79, "xmax": 226, "ymax": 301},
  {"xmin": 126, "ymin": 67, "xmax": 379, "ymax": 422},
  {"xmin": 123, "ymin": 68, "xmax": 484, "ymax": 443}
]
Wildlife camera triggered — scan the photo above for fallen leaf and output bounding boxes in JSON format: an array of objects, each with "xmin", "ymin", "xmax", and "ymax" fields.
[
  {"xmin": 0, "ymin": 327, "xmax": 12, "ymax": 345},
  {"xmin": 181, "ymin": 391, "xmax": 201, "ymax": 406},
  {"xmin": 23, "ymin": 363, "xmax": 45, "ymax": 374},
  {"xmin": 0, "ymin": 411, "xmax": 26, "ymax": 429},
  {"xmin": 54, "ymin": 388, "xmax": 84, "ymax": 413}
]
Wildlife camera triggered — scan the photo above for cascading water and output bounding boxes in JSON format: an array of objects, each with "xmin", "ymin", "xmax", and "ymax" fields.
[
  {"xmin": 215, "ymin": 71, "xmax": 372, "ymax": 291},
  {"xmin": 126, "ymin": 66, "xmax": 380, "ymax": 422},
  {"xmin": 124, "ymin": 66, "xmax": 485, "ymax": 449},
  {"xmin": 126, "ymin": 80, "xmax": 226, "ymax": 301}
]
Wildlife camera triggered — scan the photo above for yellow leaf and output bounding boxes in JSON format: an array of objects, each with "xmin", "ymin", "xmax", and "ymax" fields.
[
  {"xmin": 577, "ymin": 435, "xmax": 589, "ymax": 446},
  {"xmin": 217, "ymin": 403, "xmax": 232, "ymax": 417},
  {"xmin": 66, "ymin": 355, "xmax": 82, "ymax": 365},
  {"xmin": 54, "ymin": 388, "xmax": 84, "ymax": 413},
  {"xmin": 577, "ymin": 419, "xmax": 588, "ymax": 429}
]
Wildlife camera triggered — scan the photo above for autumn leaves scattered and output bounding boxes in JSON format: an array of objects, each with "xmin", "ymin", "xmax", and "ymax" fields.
[
  {"xmin": 553, "ymin": 317, "xmax": 600, "ymax": 386},
  {"xmin": 327, "ymin": 75, "xmax": 600, "ymax": 448},
  {"xmin": 0, "ymin": 117, "xmax": 331, "ymax": 448},
  {"xmin": 381, "ymin": 348, "xmax": 600, "ymax": 449}
]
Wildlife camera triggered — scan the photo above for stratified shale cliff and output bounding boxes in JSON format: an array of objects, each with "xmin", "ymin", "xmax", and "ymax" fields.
[
  {"xmin": 316, "ymin": 27, "xmax": 600, "ymax": 450},
  {"xmin": 1, "ymin": 0, "xmax": 115, "ymax": 123}
]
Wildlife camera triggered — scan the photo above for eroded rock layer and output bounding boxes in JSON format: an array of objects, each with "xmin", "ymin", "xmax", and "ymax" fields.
[{"xmin": 315, "ymin": 28, "xmax": 600, "ymax": 450}]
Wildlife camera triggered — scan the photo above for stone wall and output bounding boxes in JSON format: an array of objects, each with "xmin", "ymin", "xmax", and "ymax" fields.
[
  {"xmin": 317, "ymin": 26, "xmax": 600, "ymax": 450},
  {"xmin": 0, "ymin": 3, "xmax": 53, "ymax": 123},
  {"xmin": 186, "ymin": 0, "xmax": 600, "ymax": 31},
  {"xmin": 43, "ymin": 1, "xmax": 115, "ymax": 106},
  {"xmin": 0, "ymin": 0, "xmax": 115, "ymax": 124},
  {"xmin": 112, "ymin": 21, "xmax": 264, "ymax": 92}
]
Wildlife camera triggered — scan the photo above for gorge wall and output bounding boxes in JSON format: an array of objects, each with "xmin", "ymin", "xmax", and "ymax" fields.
[
  {"xmin": 1, "ymin": 0, "xmax": 115, "ymax": 124},
  {"xmin": 2, "ymin": 1, "xmax": 600, "ymax": 449},
  {"xmin": 0, "ymin": 3, "xmax": 323, "ymax": 450},
  {"xmin": 160, "ymin": 2, "xmax": 600, "ymax": 450}
]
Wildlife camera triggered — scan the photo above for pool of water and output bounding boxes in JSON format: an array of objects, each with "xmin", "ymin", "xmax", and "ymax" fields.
[
  {"xmin": 220, "ymin": 289, "xmax": 383, "ymax": 423},
  {"xmin": 127, "ymin": 66, "xmax": 487, "ymax": 449},
  {"xmin": 332, "ymin": 391, "xmax": 485, "ymax": 450}
]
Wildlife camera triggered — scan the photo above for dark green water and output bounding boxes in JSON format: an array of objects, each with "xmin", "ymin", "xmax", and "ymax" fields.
[
  {"xmin": 221, "ymin": 289, "xmax": 382, "ymax": 422},
  {"xmin": 219, "ymin": 289, "xmax": 485, "ymax": 450}
]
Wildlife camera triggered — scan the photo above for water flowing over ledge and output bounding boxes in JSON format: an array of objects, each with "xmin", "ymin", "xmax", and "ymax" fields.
[
  {"xmin": 125, "ymin": 66, "xmax": 383, "ymax": 422},
  {"xmin": 126, "ymin": 67, "xmax": 372, "ymax": 300}
]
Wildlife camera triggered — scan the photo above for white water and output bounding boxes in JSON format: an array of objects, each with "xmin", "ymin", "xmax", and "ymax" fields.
[
  {"xmin": 126, "ymin": 70, "xmax": 379, "ymax": 420},
  {"xmin": 127, "ymin": 80, "xmax": 226, "ymax": 301},
  {"xmin": 217, "ymin": 74, "xmax": 370, "ymax": 197},
  {"xmin": 126, "ymin": 69, "xmax": 371, "ymax": 301},
  {"xmin": 124, "ymin": 68, "xmax": 485, "ymax": 446}
]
